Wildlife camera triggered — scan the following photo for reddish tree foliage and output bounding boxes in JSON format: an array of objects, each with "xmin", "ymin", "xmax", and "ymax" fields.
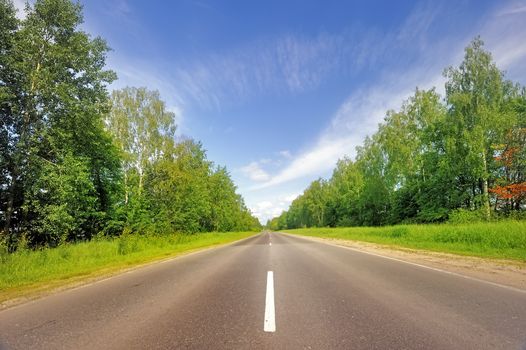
[
  {"xmin": 490, "ymin": 128, "xmax": 526, "ymax": 210},
  {"xmin": 490, "ymin": 183, "xmax": 526, "ymax": 201}
]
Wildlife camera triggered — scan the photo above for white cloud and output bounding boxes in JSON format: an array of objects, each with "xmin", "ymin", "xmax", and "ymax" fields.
[
  {"xmin": 252, "ymin": 60, "xmax": 448, "ymax": 191},
  {"xmin": 252, "ymin": 137, "xmax": 354, "ymax": 190},
  {"xmin": 256, "ymin": 201, "xmax": 273, "ymax": 210},
  {"xmin": 240, "ymin": 2, "xmax": 454, "ymax": 191},
  {"xmin": 93, "ymin": 2, "xmax": 450, "ymax": 119},
  {"xmin": 279, "ymin": 150, "xmax": 292, "ymax": 159},
  {"xmin": 240, "ymin": 161, "xmax": 270, "ymax": 182},
  {"xmin": 248, "ymin": 193, "xmax": 301, "ymax": 223},
  {"xmin": 283, "ymin": 193, "xmax": 299, "ymax": 202},
  {"xmin": 249, "ymin": 1, "xmax": 526, "ymax": 193}
]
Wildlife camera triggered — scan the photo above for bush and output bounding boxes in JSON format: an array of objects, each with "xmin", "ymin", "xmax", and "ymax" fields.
[{"xmin": 447, "ymin": 208, "xmax": 488, "ymax": 224}]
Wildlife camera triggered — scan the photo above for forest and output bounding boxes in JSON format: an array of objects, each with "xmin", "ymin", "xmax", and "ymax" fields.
[
  {"xmin": 269, "ymin": 38, "xmax": 526, "ymax": 230},
  {"xmin": 0, "ymin": 0, "xmax": 260, "ymax": 252}
]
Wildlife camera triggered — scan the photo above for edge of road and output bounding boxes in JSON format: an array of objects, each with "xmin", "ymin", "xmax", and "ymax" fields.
[
  {"xmin": 278, "ymin": 231, "xmax": 526, "ymax": 294},
  {"xmin": 0, "ymin": 232, "xmax": 265, "ymax": 311}
]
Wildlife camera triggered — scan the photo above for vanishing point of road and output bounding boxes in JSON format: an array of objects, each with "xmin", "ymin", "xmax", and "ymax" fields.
[{"xmin": 1, "ymin": 232, "xmax": 525, "ymax": 349}]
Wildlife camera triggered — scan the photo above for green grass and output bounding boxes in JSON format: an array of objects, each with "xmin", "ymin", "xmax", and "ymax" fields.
[
  {"xmin": 0, "ymin": 231, "xmax": 257, "ymax": 303},
  {"xmin": 282, "ymin": 221, "xmax": 526, "ymax": 261}
]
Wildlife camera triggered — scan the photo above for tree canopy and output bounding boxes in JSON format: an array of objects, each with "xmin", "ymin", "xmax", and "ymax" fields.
[
  {"xmin": 270, "ymin": 38, "xmax": 526, "ymax": 230},
  {"xmin": 0, "ymin": 0, "xmax": 260, "ymax": 251}
]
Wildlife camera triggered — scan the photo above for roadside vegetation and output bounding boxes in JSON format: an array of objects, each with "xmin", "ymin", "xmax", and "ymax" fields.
[
  {"xmin": 0, "ymin": 0, "xmax": 261, "ymax": 301},
  {"xmin": 0, "ymin": 0, "xmax": 261, "ymax": 256},
  {"xmin": 283, "ymin": 220, "xmax": 526, "ymax": 261},
  {"xmin": 268, "ymin": 38, "xmax": 525, "ymax": 231},
  {"xmin": 0, "ymin": 231, "xmax": 255, "ymax": 303}
]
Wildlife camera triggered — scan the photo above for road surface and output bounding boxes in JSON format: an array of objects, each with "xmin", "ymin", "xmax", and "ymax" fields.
[{"xmin": 1, "ymin": 232, "xmax": 525, "ymax": 349}]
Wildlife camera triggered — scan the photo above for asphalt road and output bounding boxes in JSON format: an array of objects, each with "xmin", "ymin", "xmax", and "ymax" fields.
[{"xmin": 1, "ymin": 232, "xmax": 525, "ymax": 350}]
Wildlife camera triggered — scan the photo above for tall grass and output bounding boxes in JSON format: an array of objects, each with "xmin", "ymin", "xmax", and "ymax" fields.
[
  {"xmin": 0, "ymin": 231, "xmax": 256, "ymax": 302},
  {"xmin": 283, "ymin": 221, "xmax": 526, "ymax": 261}
]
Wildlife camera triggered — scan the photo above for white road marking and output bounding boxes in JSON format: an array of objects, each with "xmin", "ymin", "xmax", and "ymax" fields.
[{"xmin": 264, "ymin": 271, "xmax": 276, "ymax": 332}]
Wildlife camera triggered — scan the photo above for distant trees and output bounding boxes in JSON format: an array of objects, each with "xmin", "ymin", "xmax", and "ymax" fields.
[
  {"xmin": 272, "ymin": 38, "xmax": 526, "ymax": 230},
  {"xmin": 107, "ymin": 87, "xmax": 260, "ymax": 235},
  {"xmin": 0, "ymin": 0, "xmax": 260, "ymax": 251}
]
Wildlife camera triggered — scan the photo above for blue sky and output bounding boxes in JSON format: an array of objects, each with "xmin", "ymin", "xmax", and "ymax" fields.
[{"xmin": 14, "ymin": 0, "xmax": 526, "ymax": 223}]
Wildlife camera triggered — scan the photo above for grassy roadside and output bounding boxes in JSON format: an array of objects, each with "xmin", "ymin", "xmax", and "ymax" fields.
[
  {"xmin": 282, "ymin": 221, "xmax": 526, "ymax": 261},
  {"xmin": 0, "ymin": 231, "xmax": 257, "ymax": 304}
]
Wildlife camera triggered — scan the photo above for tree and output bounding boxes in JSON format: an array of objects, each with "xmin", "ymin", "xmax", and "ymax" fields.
[
  {"xmin": 107, "ymin": 87, "xmax": 177, "ymax": 205},
  {"xmin": 107, "ymin": 88, "xmax": 260, "ymax": 234},
  {"xmin": 1, "ymin": 0, "xmax": 117, "ymax": 249},
  {"xmin": 490, "ymin": 90, "xmax": 526, "ymax": 212},
  {"xmin": 0, "ymin": 0, "xmax": 19, "ymax": 247},
  {"xmin": 207, "ymin": 166, "xmax": 243, "ymax": 232},
  {"xmin": 23, "ymin": 153, "xmax": 98, "ymax": 246},
  {"xmin": 325, "ymin": 158, "xmax": 364, "ymax": 226},
  {"xmin": 444, "ymin": 37, "xmax": 512, "ymax": 219},
  {"xmin": 146, "ymin": 139, "xmax": 211, "ymax": 234},
  {"xmin": 354, "ymin": 136, "xmax": 391, "ymax": 226}
]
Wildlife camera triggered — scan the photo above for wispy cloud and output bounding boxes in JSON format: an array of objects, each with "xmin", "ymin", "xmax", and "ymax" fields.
[
  {"xmin": 98, "ymin": 0, "xmax": 134, "ymax": 21},
  {"xmin": 106, "ymin": 20, "xmax": 409, "ymax": 173},
  {"xmin": 249, "ymin": 1, "xmax": 526, "ymax": 194},
  {"xmin": 107, "ymin": 58, "xmax": 185, "ymax": 131},
  {"xmin": 250, "ymin": 5, "xmax": 452, "ymax": 191},
  {"xmin": 152, "ymin": 30, "xmax": 399, "ymax": 111},
  {"xmin": 496, "ymin": 2, "xmax": 526, "ymax": 16},
  {"xmin": 101, "ymin": 3, "xmax": 441, "ymax": 116},
  {"xmin": 249, "ymin": 79, "xmax": 432, "ymax": 190},
  {"xmin": 252, "ymin": 138, "xmax": 353, "ymax": 190},
  {"xmin": 396, "ymin": 1, "xmax": 442, "ymax": 50},
  {"xmin": 163, "ymin": 34, "xmax": 341, "ymax": 109},
  {"xmin": 279, "ymin": 150, "xmax": 292, "ymax": 159},
  {"xmin": 240, "ymin": 161, "xmax": 271, "ymax": 182},
  {"xmin": 484, "ymin": 2, "xmax": 526, "ymax": 80}
]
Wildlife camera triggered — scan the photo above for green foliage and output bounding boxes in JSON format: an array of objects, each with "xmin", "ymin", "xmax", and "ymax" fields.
[
  {"xmin": 24, "ymin": 154, "xmax": 102, "ymax": 246},
  {"xmin": 0, "ymin": 231, "xmax": 256, "ymax": 301},
  {"xmin": 1, "ymin": 0, "xmax": 119, "ymax": 250},
  {"xmin": 284, "ymin": 220, "xmax": 526, "ymax": 261},
  {"xmin": 1, "ymin": 1, "xmax": 260, "ymax": 254},
  {"xmin": 107, "ymin": 88, "xmax": 260, "ymax": 235},
  {"xmin": 274, "ymin": 38, "xmax": 525, "ymax": 230},
  {"xmin": 447, "ymin": 208, "xmax": 489, "ymax": 224}
]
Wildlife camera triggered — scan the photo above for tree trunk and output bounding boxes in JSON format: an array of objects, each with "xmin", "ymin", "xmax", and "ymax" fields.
[
  {"xmin": 138, "ymin": 169, "xmax": 143, "ymax": 196},
  {"xmin": 481, "ymin": 151, "xmax": 490, "ymax": 220},
  {"xmin": 3, "ymin": 54, "xmax": 43, "ymax": 246},
  {"xmin": 3, "ymin": 172, "xmax": 16, "ymax": 243},
  {"xmin": 124, "ymin": 171, "xmax": 129, "ymax": 205}
]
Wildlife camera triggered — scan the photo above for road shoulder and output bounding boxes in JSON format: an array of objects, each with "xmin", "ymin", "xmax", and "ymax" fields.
[{"xmin": 283, "ymin": 233, "xmax": 526, "ymax": 291}]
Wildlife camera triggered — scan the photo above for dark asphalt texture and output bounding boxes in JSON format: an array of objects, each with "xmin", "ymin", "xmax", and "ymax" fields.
[{"xmin": 0, "ymin": 232, "xmax": 525, "ymax": 349}]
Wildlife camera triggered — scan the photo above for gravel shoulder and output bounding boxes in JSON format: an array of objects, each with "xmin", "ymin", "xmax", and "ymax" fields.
[{"xmin": 290, "ymin": 234, "xmax": 526, "ymax": 291}]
